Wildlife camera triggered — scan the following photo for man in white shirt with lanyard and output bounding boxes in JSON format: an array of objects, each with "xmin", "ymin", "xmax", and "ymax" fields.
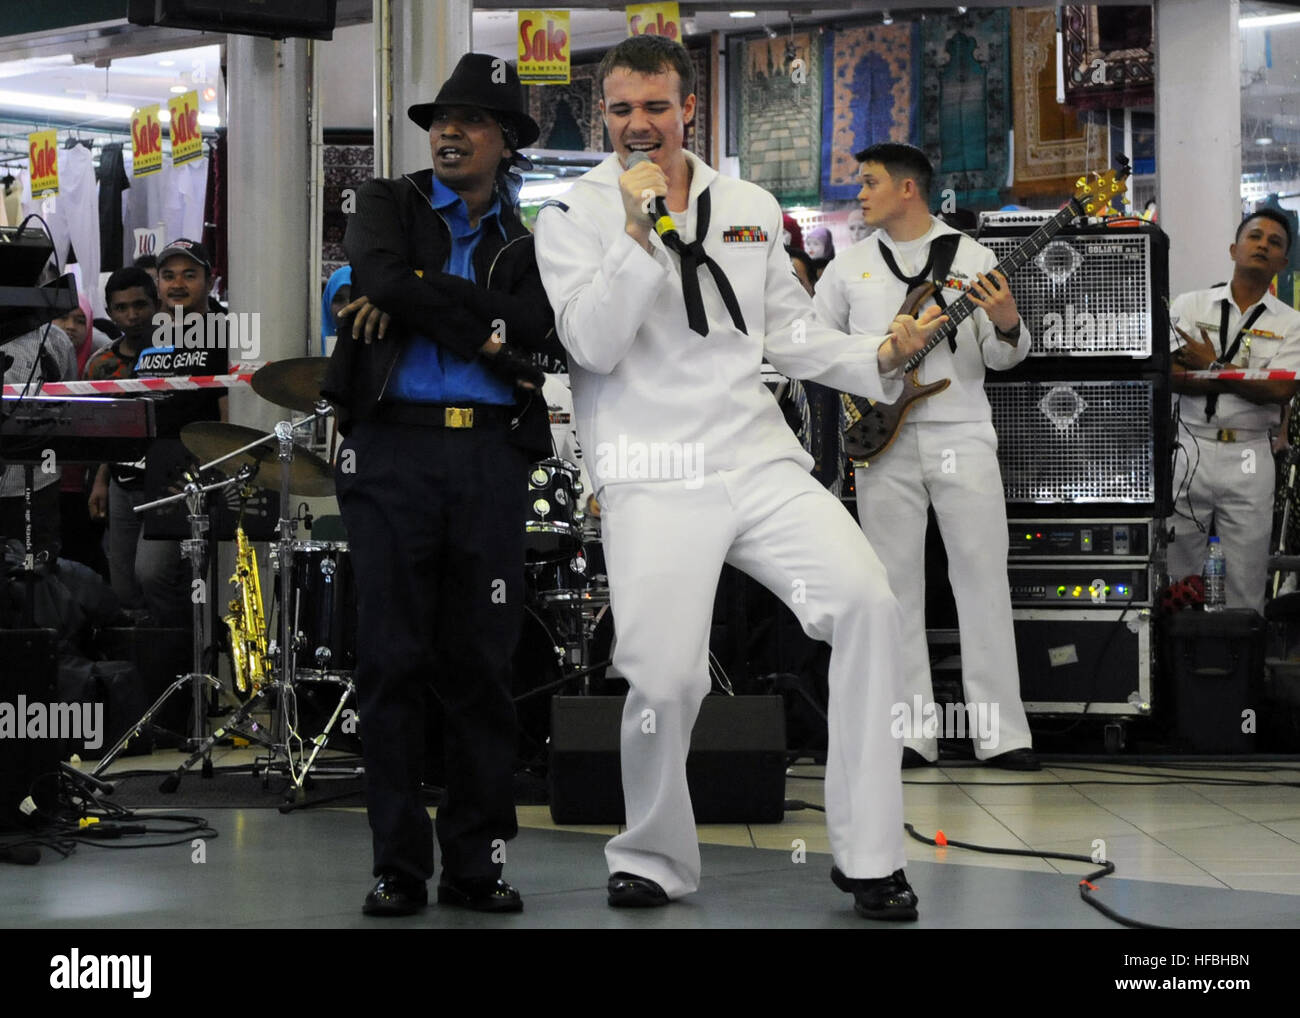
[
  {"xmin": 1168, "ymin": 209, "xmax": 1300, "ymax": 611},
  {"xmin": 534, "ymin": 37, "xmax": 948, "ymax": 919},
  {"xmin": 815, "ymin": 143, "xmax": 1038, "ymax": 771}
]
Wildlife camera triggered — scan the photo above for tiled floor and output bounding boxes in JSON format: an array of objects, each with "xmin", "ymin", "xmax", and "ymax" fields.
[{"xmin": 6, "ymin": 746, "xmax": 1296, "ymax": 927}]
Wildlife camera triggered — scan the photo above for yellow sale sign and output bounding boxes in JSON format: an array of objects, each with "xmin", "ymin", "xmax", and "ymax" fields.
[
  {"xmin": 132, "ymin": 105, "xmax": 163, "ymax": 177},
  {"xmin": 518, "ymin": 9, "xmax": 570, "ymax": 85},
  {"xmin": 168, "ymin": 90, "xmax": 203, "ymax": 166},
  {"xmin": 28, "ymin": 130, "xmax": 58, "ymax": 198},
  {"xmin": 626, "ymin": 2, "xmax": 681, "ymax": 40}
]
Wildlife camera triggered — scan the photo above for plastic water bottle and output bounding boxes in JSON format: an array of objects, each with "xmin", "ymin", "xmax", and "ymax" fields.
[{"xmin": 1202, "ymin": 537, "xmax": 1227, "ymax": 612}]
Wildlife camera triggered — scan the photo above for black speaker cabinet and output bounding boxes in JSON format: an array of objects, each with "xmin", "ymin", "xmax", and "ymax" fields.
[
  {"xmin": 0, "ymin": 628, "xmax": 60, "ymax": 830},
  {"xmin": 1013, "ymin": 609, "xmax": 1152, "ymax": 714},
  {"xmin": 976, "ymin": 221, "xmax": 1169, "ymax": 373},
  {"xmin": 1163, "ymin": 609, "xmax": 1265, "ymax": 753},
  {"xmin": 548, "ymin": 695, "xmax": 787, "ymax": 824},
  {"xmin": 986, "ymin": 375, "xmax": 1171, "ymax": 516}
]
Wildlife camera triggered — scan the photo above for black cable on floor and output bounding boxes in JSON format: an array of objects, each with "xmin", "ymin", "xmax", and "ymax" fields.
[
  {"xmin": 781, "ymin": 798, "xmax": 1178, "ymax": 929},
  {"xmin": 902, "ymin": 823, "xmax": 1173, "ymax": 931}
]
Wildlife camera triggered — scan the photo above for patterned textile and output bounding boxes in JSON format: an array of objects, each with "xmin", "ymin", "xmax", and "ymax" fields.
[
  {"xmin": 323, "ymin": 144, "xmax": 373, "ymax": 284},
  {"xmin": 820, "ymin": 23, "xmax": 919, "ymax": 201},
  {"xmin": 1061, "ymin": 4, "xmax": 1154, "ymax": 112},
  {"xmin": 738, "ymin": 33, "xmax": 822, "ymax": 203},
  {"xmin": 920, "ymin": 8, "xmax": 1011, "ymax": 209},
  {"xmin": 526, "ymin": 47, "xmax": 712, "ymax": 163},
  {"xmin": 1011, "ymin": 7, "xmax": 1108, "ymax": 198}
]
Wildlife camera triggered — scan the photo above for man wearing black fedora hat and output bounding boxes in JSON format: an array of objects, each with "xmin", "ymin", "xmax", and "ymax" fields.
[{"xmin": 323, "ymin": 52, "xmax": 562, "ymax": 917}]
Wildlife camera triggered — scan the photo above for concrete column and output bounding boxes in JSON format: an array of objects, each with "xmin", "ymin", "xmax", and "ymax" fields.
[
  {"xmin": 1156, "ymin": 0, "xmax": 1241, "ymax": 297},
  {"xmin": 381, "ymin": 0, "xmax": 473, "ymax": 178},
  {"xmin": 225, "ymin": 34, "xmax": 312, "ymax": 434}
]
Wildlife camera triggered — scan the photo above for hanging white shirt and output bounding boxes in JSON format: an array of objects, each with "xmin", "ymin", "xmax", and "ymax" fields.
[
  {"xmin": 20, "ymin": 145, "xmax": 103, "ymax": 319},
  {"xmin": 814, "ymin": 216, "xmax": 1031, "ymax": 423}
]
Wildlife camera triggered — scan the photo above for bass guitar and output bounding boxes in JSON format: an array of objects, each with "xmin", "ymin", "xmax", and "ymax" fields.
[{"xmin": 843, "ymin": 165, "xmax": 1130, "ymax": 464}]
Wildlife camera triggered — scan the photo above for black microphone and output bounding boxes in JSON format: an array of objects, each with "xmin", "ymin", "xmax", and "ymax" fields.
[{"xmin": 626, "ymin": 151, "xmax": 679, "ymax": 245}]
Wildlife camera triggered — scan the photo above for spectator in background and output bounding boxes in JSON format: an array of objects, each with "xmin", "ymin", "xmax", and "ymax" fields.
[
  {"xmin": 54, "ymin": 292, "xmax": 111, "ymax": 376},
  {"xmin": 321, "ymin": 265, "xmax": 353, "ymax": 356},
  {"xmin": 805, "ymin": 225, "xmax": 835, "ymax": 262}
]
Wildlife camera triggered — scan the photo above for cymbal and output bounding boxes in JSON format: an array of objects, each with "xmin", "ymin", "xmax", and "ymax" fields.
[
  {"xmin": 251, "ymin": 357, "xmax": 331, "ymax": 413},
  {"xmin": 180, "ymin": 421, "xmax": 335, "ymax": 497}
]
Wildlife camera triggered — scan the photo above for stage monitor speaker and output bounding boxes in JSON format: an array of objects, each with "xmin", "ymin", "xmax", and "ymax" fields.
[
  {"xmin": 1013, "ymin": 609, "xmax": 1151, "ymax": 715},
  {"xmin": 976, "ymin": 222, "xmax": 1169, "ymax": 372},
  {"xmin": 986, "ymin": 375, "xmax": 1171, "ymax": 515},
  {"xmin": 0, "ymin": 628, "xmax": 60, "ymax": 830},
  {"xmin": 548, "ymin": 695, "xmax": 787, "ymax": 825}
]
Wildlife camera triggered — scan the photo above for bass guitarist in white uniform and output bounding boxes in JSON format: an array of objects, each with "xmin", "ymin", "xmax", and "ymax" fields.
[{"xmin": 815, "ymin": 143, "xmax": 1038, "ymax": 771}]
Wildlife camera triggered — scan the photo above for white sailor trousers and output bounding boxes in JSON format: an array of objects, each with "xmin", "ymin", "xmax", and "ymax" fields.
[
  {"xmin": 855, "ymin": 420, "xmax": 1033, "ymax": 762},
  {"xmin": 599, "ymin": 457, "xmax": 907, "ymax": 899}
]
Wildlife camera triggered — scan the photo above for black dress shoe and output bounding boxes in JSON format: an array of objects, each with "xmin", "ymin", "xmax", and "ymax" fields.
[
  {"xmin": 363, "ymin": 873, "xmax": 428, "ymax": 916},
  {"xmin": 901, "ymin": 747, "xmax": 935, "ymax": 769},
  {"xmin": 984, "ymin": 748, "xmax": 1041, "ymax": 771},
  {"xmin": 607, "ymin": 871, "xmax": 669, "ymax": 908},
  {"xmin": 831, "ymin": 866, "xmax": 919, "ymax": 921},
  {"xmin": 437, "ymin": 876, "xmax": 523, "ymax": 913}
]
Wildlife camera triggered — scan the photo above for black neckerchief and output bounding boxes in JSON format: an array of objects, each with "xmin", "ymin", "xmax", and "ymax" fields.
[
  {"xmin": 878, "ymin": 234, "xmax": 962, "ymax": 352},
  {"xmin": 1205, "ymin": 298, "xmax": 1267, "ymax": 420},
  {"xmin": 658, "ymin": 188, "xmax": 747, "ymax": 337}
]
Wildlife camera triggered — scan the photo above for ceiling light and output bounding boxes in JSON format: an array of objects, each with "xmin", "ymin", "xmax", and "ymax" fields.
[
  {"xmin": 882, "ymin": 10, "xmax": 894, "ymax": 26},
  {"xmin": 957, "ymin": 5, "xmax": 968, "ymax": 13},
  {"xmin": 1240, "ymin": 12, "xmax": 1300, "ymax": 29},
  {"xmin": 158, "ymin": 59, "xmax": 175, "ymax": 67},
  {"xmin": 0, "ymin": 89, "xmax": 133, "ymax": 120},
  {"xmin": 169, "ymin": 85, "xmax": 187, "ymax": 93},
  {"xmin": 203, "ymin": 86, "xmax": 217, "ymax": 101},
  {"xmin": 730, "ymin": 10, "xmax": 757, "ymax": 18},
  {"xmin": 1256, "ymin": 136, "xmax": 1274, "ymax": 145}
]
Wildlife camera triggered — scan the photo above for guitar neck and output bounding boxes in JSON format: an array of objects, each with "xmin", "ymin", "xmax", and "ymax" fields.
[{"xmin": 902, "ymin": 200, "xmax": 1083, "ymax": 372}]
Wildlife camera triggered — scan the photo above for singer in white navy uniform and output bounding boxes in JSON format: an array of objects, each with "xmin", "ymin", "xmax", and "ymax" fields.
[
  {"xmin": 815, "ymin": 144, "xmax": 1038, "ymax": 771},
  {"xmin": 534, "ymin": 36, "xmax": 949, "ymax": 919},
  {"xmin": 1167, "ymin": 209, "xmax": 1300, "ymax": 611}
]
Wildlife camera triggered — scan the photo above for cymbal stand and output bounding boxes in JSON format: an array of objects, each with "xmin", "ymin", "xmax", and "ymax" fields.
[{"xmin": 91, "ymin": 466, "xmax": 254, "ymax": 780}]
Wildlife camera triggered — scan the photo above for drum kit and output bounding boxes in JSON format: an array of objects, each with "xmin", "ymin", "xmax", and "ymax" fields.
[{"xmin": 88, "ymin": 357, "xmax": 616, "ymax": 795}]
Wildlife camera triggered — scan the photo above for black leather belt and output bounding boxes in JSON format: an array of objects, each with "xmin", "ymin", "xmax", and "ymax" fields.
[{"xmin": 374, "ymin": 401, "xmax": 514, "ymax": 430}]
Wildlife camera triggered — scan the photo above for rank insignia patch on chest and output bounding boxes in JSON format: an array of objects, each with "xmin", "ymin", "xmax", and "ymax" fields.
[{"xmin": 723, "ymin": 226, "xmax": 768, "ymax": 243}]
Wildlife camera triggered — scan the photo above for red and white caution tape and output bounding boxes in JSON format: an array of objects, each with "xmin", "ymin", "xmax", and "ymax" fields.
[
  {"xmin": 1181, "ymin": 369, "xmax": 1297, "ymax": 380},
  {"xmin": 3, "ymin": 370, "xmax": 259, "ymax": 398}
]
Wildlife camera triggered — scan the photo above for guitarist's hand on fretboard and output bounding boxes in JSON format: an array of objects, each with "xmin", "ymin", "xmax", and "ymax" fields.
[
  {"xmin": 966, "ymin": 269, "xmax": 1021, "ymax": 340},
  {"xmin": 878, "ymin": 305, "xmax": 948, "ymax": 375}
]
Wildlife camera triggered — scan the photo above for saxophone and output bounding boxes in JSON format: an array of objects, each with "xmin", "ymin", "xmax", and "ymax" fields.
[{"xmin": 225, "ymin": 527, "xmax": 269, "ymax": 696}]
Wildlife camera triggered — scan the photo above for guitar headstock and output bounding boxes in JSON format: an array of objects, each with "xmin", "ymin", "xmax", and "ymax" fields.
[{"xmin": 1072, "ymin": 166, "xmax": 1132, "ymax": 217}]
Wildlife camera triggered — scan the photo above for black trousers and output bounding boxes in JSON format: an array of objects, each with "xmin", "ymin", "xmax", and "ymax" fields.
[{"xmin": 336, "ymin": 419, "xmax": 527, "ymax": 883}]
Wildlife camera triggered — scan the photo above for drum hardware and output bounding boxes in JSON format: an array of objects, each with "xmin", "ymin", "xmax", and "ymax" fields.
[
  {"xmin": 90, "ymin": 464, "xmax": 253, "ymax": 781},
  {"xmin": 89, "ymin": 399, "xmax": 356, "ymax": 800},
  {"xmin": 526, "ymin": 458, "xmax": 584, "ymax": 562}
]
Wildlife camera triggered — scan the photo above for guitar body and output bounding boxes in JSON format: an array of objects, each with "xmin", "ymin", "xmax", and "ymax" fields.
[
  {"xmin": 845, "ymin": 281, "xmax": 951, "ymax": 464},
  {"xmin": 845, "ymin": 372, "xmax": 951, "ymax": 463}
]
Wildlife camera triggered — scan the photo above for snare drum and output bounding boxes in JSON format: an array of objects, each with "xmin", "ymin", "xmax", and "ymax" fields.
[
  {"xmin": 525, "ymin": 458, "xmax": 583, "ymax": 562},
  {"xmin": 287, "ymin": 541, "xmax": 357, "ymax": 675}
]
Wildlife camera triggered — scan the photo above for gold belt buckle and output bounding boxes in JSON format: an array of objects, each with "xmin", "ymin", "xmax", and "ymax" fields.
[
  {"xmin": 1216, "ymin": 429, "xmax": 1237, "ymax": 443},
  {"xmin": 444, "ymin": 407, "xmax": 474, "ymax": 429}
]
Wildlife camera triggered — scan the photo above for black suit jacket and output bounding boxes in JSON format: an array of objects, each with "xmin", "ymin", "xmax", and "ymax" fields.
[{"xmin": 323, "ymin": 169, "xmax": 562, "ymax": 460}]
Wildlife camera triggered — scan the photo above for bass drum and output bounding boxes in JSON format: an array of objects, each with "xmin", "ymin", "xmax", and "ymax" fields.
[{"xmin": 511, "ymin": 604, "xmax": 618, "ymax": 767}]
